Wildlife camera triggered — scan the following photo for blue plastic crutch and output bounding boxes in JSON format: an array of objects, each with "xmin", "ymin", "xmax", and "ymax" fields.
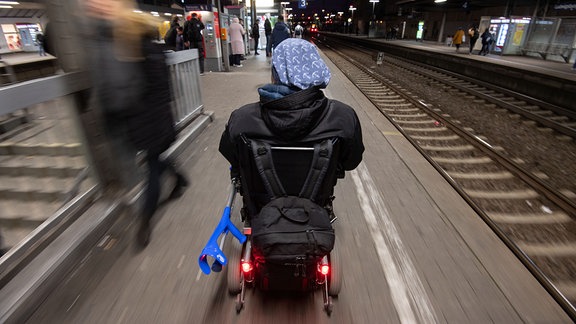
[{"xmin": 198, "ymin": 179, "xmax": 246, "ymax": 275}]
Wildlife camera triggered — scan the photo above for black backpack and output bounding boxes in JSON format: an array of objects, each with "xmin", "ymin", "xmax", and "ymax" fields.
[{"xmin": 249, "ymin": 139, "xmax": 336, "ymax": 264}]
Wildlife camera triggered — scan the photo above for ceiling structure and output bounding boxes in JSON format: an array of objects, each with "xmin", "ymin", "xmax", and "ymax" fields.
[{"xmin": 0, "ymin": 1, "xmax": 45, "ymax": 19}]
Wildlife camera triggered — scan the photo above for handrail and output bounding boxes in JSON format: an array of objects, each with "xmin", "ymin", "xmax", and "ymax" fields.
[{"xmin": 0, "ymin": 72, "xmax": 90, "ymax": 116}]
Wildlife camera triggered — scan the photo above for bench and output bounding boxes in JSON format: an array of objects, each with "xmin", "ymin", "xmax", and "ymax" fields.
[{"xmin": 521, "ymin": 42, "xmax": 574, "ymax": 63}]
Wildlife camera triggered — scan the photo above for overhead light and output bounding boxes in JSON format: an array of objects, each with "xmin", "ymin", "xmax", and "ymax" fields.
[
  {"xmin": 0, "ymin": 1, "xmax": 19, "ymax": 4},
  {"xmin": 0, "ymin": 5, "xmax": 13, "ymax": 8},
  {"xmin": 435, "ymin": 0, "xmax": 447, "ymax": 3}
]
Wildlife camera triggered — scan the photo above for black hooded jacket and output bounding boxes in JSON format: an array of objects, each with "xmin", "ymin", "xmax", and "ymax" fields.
[
  {"xmin": 271, "ymin": 21, "xmax": 291, "ymax": 48},
  {"xmin": 219, "ymin": 86, "xmax": 364, "ymax": 180}
]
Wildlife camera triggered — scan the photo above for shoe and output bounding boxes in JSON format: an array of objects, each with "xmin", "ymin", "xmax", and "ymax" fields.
[
  {"xmin": 169, "ymin": 174, "xmax": 188, "ymax": 199},
  {"xmin": 137, "ymin": 218, "xmax": 151, "ymax": 247},
  {"xmin": 200, "ymin": 72, "xmax": 205, "ymax": 76},
  {"xmin": 255, "ymin": 52, "xmax": 260, "ymax": 55},
  {"xmin": 234, "ymin": 64, "xmax": 243, "ymax": 67}
]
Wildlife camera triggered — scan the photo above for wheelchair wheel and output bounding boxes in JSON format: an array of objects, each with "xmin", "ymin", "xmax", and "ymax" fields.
[
  {"xmin": 328, "ymin": 242, "xmax": 342, "ymax": 297},
  {"xmin": 227, "ymin": 238, "xmax": 243, "ymax": 295}
]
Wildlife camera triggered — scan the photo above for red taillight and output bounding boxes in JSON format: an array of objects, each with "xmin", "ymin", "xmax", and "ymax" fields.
[
  {"xmin": 242, "ymin": 261, "xmax": 253, "ymax": 273},
  {"xmin": 319, "ymin": 264, "xmax": 329, "ymax": 275}
]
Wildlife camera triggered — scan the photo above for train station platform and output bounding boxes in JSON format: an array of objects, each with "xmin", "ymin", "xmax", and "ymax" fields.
[
  {"xmin": 2, "ymin": 46, "xmax": 573, "ymax": 323},
  {"xmin": 331, "ymin": 34, "xmax": 576, "ymax": 82}
]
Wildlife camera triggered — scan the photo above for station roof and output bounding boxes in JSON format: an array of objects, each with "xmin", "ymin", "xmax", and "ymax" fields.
[{"xmin": 395, "ymin": 0, "xmax": 537, "ymax": 12}]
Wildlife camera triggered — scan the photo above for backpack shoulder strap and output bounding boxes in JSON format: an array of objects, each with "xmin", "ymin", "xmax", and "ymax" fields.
[
  {"xmin": 299, "ymin": 139, "xmax": 333, "ymax": 201},
  {"xmin": 250, "ymin": 139, "xmax": 286, "ymax": 198}
]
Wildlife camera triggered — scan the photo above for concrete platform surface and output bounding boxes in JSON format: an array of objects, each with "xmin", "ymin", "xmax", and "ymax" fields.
[{"xmin": 23, "ymin": 48, "xmax": 572, "ymax": 323}]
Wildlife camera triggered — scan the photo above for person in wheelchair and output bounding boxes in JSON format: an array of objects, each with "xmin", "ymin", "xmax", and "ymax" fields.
[
  {"xmin": 218, "ymin": 38, "xmax": 364, "ymax": 301},
  {"xmin": 219, "ymin": 38, "xmax": 364, "ymax": 220}
]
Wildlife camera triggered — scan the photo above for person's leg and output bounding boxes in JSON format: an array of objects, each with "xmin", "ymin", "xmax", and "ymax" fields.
[
  {"xmin": 196, "ymin": 42, "xmax": 205, "ymax": 74},
  {"xmin": 163, "ymin": 157, "xmax": 188, "ymax": 199},
  {"xmin": 138, "ymin": 153, "xmax": 162, "ymax": 246}
]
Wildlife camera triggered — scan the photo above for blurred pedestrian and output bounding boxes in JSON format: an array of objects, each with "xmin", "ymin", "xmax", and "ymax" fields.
[
  {"xmin": 271, "ymin": 15, "xmax": 290, "ymax": 50},
  {"xmin": 36, "ymin": 32, "xmax": 47, "ymax": 56},
  {"xmin": 294, "ymin": 23, "xmax": 303, "ymax": 39},
  {"xmin": 239, "ymin": 18, "xmax": 247, "ymax": 59},
  {"xmin": 252, "ymin": 19, "xmax": 260, "ymax": 55},
  {"xmin": 184, "ymin": 12, "xmax": 205, "ymax": 74},
  {"xmin": 82, "ymin": 0, "xmax": 188, "ymax": 247},
  {"xmin": 229, "ymin": 17, "xmax": 245, "ymax": 67},
  {"xmin": 264, "ymin": 17, "xmax": 272, "ymax": 57},
  {"xmin": 478, "ymin": 28, "xmax": 493, "ymax": 56},
  {"xmin": 468, "ymin": 25, "xmax": 479, "ymax": 54},
  {"xmin": 163, "ymin": 14, "xmax": 180, "ymax": 51},
  {"xmin": 453, "ymin": 27, "xmax": 465, "ymax": 53},
  {"xmin": 175, "ymin": 26, "xmax": 185, "ymax": 51}
]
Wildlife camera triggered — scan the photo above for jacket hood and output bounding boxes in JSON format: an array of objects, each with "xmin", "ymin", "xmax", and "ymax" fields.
[{"xmin": 260, "ymin": 86, "xmax": 328, "ymax": 140}]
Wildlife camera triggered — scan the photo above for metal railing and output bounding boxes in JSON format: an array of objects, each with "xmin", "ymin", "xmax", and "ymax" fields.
[
  {"xmin": 0, "ymin": 48, "xmax": 204, "ymax": 282},
  {"xmin": 165, "ymin": 49, "xmax": 204, "ymax": 130}
]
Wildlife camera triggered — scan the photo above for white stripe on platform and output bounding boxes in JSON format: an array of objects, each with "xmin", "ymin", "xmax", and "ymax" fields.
[{"xmin": 352, "ymin": 163, "xmax": 437, "ymax": 324}]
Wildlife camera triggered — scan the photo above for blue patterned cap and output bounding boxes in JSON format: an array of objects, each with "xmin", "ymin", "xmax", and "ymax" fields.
[{"xmin": 272, "ymin": 38, "xmax": 331, "ymax": 90}]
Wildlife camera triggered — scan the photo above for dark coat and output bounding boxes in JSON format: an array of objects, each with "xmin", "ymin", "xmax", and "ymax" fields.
[
  {"xmin": 219, "ymin": 86, "xmax": 364, "ymax": 213},
  {"xmin": 264, "ymin": 19, "xmax": 272, "ymax": 36},
  {"xmin": 88, "ymin": 20, "xmax": 175, "ymax": 157},
  {"xmin": 271, "ymin": 21, "xmax": 291, "ymax": 48},
  {"xmin": 252, "ymin": 23, "xmax": 260, "ymax": 39},
  {"xmin": 481, "ymin": 30, "xmax": 493, "ymax": 45},
  {"xmin": 185, "ymin": 17, "xmax": 205, "ymax": 43},
  {"xmin": 219, "ymin": 86, "xmax": 364, "ymax": 175},
  {"xmin": 125, "ymin": 39, "xmax": 175, "ymax": 156}
]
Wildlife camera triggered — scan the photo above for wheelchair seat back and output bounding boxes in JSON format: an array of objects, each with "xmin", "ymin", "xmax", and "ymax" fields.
[{"xmin": 237, "ymin": 136, "xmax": 341, "ymax": 216}]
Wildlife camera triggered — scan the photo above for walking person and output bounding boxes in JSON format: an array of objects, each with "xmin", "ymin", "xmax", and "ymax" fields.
[
  {"xmin": 184, "ymin": 13, "xmax": 205, "ymax": 74},
  {"xmin": 163, "ymin": 15, "xmax": 180, "ymax": 51},
  {"xmin": 252, "ymin": 19, "xmax": 260, "ymax": 55},
  {"xmin": 271, "ymin": 15, "xmax": 291, "ymax": 50},
  {"xmin": 453, "ymin": 27, "xmax": 465, "ymax": 53},
  {"xmin": 36, "ymin": 32, "xmax": 47, "ymax": 56},
  {"xmin": 82, "ymin": 0, "xmax": 188, "ymax": 247},
  {"xmin": 229, "ymin": 17, "xmax": 245, "ymax": 67},
  {"xmin": 294, "ymin": 23, "xmax": 303, "ymax": 39},
  {"xmin": 478, "ymin": 28, "xmax": 493, "ymax": 56},
  {"xmin": 175, "ymin": 27, "xmax": 185, "ymax": 51},
  {"xmin": 468, "ymin": 25, "xmax": 479, "ymax": 54},
  {"xmin": 264, "ymin": 17, "xmax": 272, "ymax": 57}
]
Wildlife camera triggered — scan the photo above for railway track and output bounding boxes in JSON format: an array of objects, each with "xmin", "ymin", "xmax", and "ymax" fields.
[{"xmin": 316, "ymin": 40, "xmax": 576, "ymax": 320}]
